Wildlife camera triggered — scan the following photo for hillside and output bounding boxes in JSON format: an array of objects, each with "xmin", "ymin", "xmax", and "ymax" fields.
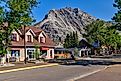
[{"xmin": 34, "ymin": 7, "xmax": 96, "ymax": 45}]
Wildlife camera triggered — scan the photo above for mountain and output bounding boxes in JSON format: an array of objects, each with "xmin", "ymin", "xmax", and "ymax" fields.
[{"xmin": 34, "ymin": 7, "xmax": 96, "ymax": 45}]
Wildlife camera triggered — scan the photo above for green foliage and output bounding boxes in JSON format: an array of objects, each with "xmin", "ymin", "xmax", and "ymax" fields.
[
  {"xmin": 34, "ymin": 44, "xmax": 40, "ymax": 59},
  {"xmin": 74, "ymin": 47, "xmax": 79, "ymax": 56},
  {"xmin": 112, "ymin": 0, "xmax": 121, "ymax": 30},
  {"xmin": 0, "ymin": 0, "xmax": 38, "ymax": 55},
  {"xmin": 111, "ymin": 0, "xmax": 121, "ymax": 51},
  {"xmin": 5, "ymin": 0, "xmax": 38, "ymax": 25},
  {"xmin": 84, "ymin": 19, "xmax": 105, "ymax": 45},
  {"xmin": 64, "ymin": 31, "xmax": 79, "ymax": 48},
  {"xmin": 84, "ymin": 19, "xmax": 121, "ymax": 49}
]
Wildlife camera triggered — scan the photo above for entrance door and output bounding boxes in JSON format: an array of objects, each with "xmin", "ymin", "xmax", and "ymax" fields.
[
  {"xmin": 27, "ymin": 50, "xmax": 35, "ymax": 60},
  {"xmin": 50, "ymin": 50, "xmax": 53, "ymax": 58},
  {"xmin": 11, "ymin": 50, "xmax": 20, "ymax": 61},
  {"xmin": 11, "ymin": 50, "xmax": 20, "ymax": 58}
]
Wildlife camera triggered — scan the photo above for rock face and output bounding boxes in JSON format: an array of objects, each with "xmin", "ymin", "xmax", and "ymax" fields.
[{"xmin": 34, "ymin": 7, "xmax": 96, "ymax": 45}]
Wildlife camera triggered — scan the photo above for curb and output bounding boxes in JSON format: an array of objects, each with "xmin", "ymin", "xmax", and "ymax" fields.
[
  {"xmin": 67, "ymin": 66, "xmax": 108, "ymax": 81},
  {"xmin": 0, "ymin": 63, "xmax": 59, "ymax": 74},
  {"xmin": 108, "ymin": 64, "xmax": 121, "ymax": 67}
]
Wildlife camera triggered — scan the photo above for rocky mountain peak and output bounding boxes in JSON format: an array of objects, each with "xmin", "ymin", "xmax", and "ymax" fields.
[{"xmin": 34, "ymin": 7, "xmax": 96, "ymax": 45}]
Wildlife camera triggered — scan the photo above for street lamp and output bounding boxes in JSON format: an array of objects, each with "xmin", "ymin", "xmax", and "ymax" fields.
[{"xmin": 24, "ymin": 25, "xmax": 27, "ymax": 64}]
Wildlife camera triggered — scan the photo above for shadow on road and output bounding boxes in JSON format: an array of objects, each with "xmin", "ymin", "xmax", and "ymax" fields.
[{"xmin": 48, "ymin": 59, "xmax": 121, "ymax": 66}]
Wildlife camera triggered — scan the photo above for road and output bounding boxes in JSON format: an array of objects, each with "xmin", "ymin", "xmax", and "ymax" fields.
[
  {"xmin": 0, "ymin": 65, "xmax": 104, "ymax": 81},
  {"xmin": 76, "ymin": 65, "xmax": 121, "ymax": 81}
]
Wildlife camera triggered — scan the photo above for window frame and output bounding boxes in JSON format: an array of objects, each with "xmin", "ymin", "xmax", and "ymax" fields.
[
  {"xmin": 11, "ymin": 33, "xmax": 17, "ymax": 41},
  {"xmin": 40, "ymin": 37, "xmax": 45, "ymax": 43},
  {"xmin": 27, "ymin": 35, "xmax": 32, "ymax": 42}
]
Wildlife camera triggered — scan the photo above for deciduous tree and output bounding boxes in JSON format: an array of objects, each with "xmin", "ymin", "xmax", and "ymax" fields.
[
  {"xmin": 0, "ymin": 0, "xmax": 39, "ymax": 54},
  {"xmin": 84, "ymin": 19, "xmax": 121, "ymax": 54},
  {"xmin": 112, "ymin": 0, "xmax": 121, "ymax": 30}
]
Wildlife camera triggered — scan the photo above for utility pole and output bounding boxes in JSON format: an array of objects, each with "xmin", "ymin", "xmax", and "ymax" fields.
[{"xmin": 24, "ymin": 25, "xmax": 27, "ymax": 64}]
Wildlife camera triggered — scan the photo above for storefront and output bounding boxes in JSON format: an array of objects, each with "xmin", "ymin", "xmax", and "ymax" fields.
[
  {"xmin": 41, "ymin": 47, "xmax": 54, "ymax": 59},
  {"xmin": 26, "ymin": 48, "xmax": 35, "ymax": 60}
]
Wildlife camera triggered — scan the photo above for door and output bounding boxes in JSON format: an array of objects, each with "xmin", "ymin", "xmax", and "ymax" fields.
[
  {"xmin": 50, "ymin": 50, "xmax": 53, "ymax": 58},
  {"xmin": 11, "ymin": 50, "xmax": 20, "ymax": 58},
  {"xmin": 27, "ymin": 50, "xmax": 35, "ymax": 60}
]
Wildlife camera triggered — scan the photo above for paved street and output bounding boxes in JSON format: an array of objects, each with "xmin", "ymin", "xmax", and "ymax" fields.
[
  {"xmin": 76, "ymin": 65, "xmax": 121, "ymax": 81},
  {"xmin": 0, "ymin": 65, "xmax": 104, "ymax": 81}
]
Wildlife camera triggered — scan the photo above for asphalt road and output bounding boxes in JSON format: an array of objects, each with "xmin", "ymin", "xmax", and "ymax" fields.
[
  {"xmin": 0, "ymin": 65, "xmax": 105, "ymax": 81},
  {"xmin": 76, "ymin": 65, "xmax": 121, "ymax": 81}
]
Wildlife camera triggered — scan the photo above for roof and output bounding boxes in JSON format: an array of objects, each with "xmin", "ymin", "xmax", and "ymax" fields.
[
  {"xmin": 10, "ymin": 26, "xmax": 55, "ymax": 47},
  {"xmin": 19, "ymin": 26, "xmax": 43, "ymax": 36},
  {"xmin": 79, "ymin": 39, "xmax": 93, "ymax": 48}
]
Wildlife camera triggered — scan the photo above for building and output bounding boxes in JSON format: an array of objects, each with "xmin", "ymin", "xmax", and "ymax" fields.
[
  {"xmin": 54, "ymin": 38, "xmax": 92, "ymax": 59},
  {"xmin": 54, "ymin": 47, "xmax": 71, "ymax": 59},
  {"xmin": 78, "ymin": 39, "xmax": 92, "ymax": 57},
  {"xmin": 9, "ymin": 26, "xmax": 55, "ymax": 61}
]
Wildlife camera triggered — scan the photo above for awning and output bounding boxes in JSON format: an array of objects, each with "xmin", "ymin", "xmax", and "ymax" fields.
[
  {"xmin": 10, "ymin": 48, "xmax": 21, "ymax": 50},
  {"xmin": 41, "ymin": 47, "xmax": 49, "ymax": 50}
]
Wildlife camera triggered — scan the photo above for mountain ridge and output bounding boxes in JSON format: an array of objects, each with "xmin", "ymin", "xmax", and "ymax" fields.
[{"xmin": 34, "ymin": 7, "xmax": 96, "ymax": 45}]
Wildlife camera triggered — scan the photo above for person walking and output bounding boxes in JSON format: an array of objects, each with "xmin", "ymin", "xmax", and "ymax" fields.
[
  {"xmin": 1, "ymin": 54, "xmax": 6, "ymax": 65},
  {"xmin": 6, "ymin": 53, "xmax": 10, "ymax": 63}
]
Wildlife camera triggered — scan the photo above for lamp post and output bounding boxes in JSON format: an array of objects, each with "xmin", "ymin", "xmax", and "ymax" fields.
[{"xmin": 24, "ymin": 25, "xmax": 27, "ymax": 64}]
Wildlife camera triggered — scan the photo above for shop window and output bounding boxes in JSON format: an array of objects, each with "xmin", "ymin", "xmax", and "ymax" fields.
[{"xmin": 11, "ymin": 50, "xmax": 20, "ymax": 57}]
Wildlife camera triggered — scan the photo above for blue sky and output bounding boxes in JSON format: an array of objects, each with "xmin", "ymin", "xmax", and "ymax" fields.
[{"xmin": 33, "ymin": 0, "xmax": 117, "ymax": 23}]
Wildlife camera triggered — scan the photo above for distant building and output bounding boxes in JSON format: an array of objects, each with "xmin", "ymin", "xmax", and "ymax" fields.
[
  {"xmin": 78, "ymin": 39, "xmax": 92, "ymax": 57},
  {"xmin": 54, "ymin": 47, "xmax": 71, "ymax": 59}
]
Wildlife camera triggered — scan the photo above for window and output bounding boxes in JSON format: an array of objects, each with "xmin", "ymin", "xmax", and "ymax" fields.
[
  {"xmin": 11, "ymin": 34, "xmax": 17, "ymax": 41},
  {"xmin": 40, "ymin": 37, "xmax": 45, "ymax": 43},
  {"xmin": 27, "ymin": 35, "xmax": 31, "ymax": 42},
  {"xmin": 11, "ymin": 50, "xmax": 20, "ymax": 57},
  {"xmin": 27, "ymin": 50, "xmax": 35, "ymax": 59}
]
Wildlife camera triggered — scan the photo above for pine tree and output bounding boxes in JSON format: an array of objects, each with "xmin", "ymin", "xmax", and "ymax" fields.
[
  {"xmin": 64, "ymin": 32, "xmax": 79, "ymax": 48},
  {"xmin": 70, "ymin": 32, "xmax": 73, "ymax": 47},
  {"xmin": 64, "ymin": 34, "xmax": 70, "ymax": 48},
  {"xmin": 72, "ymin": 31, "xmax": 76, "ymax": 47},
  {"xmin": 75, "ymin": 31, "xmax": 79, "ymax": 47}
]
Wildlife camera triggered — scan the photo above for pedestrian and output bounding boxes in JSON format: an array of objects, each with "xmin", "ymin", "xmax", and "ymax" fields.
[
  {"xmin": 1, "ymin": 54, "xmax": 5, "ymax": 65},
  {"xmin": 6, "ymin": 53, "xmax": 11, "ymax": 63}
]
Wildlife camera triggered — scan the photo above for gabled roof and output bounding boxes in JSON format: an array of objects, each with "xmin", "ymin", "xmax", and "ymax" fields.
[
  {"xmin": 39, "ymin": 31, "xmax": 47, "ymax": 38},
  {"xmin": 16, "ymin": 29, "xmax": 22, "ymax": 35},
  {"xmin": 79, "ymin": 39, "xmax": 93, "ymax": 48},
  {"xmin": 26, "ymin": 29, "xmax": 36, "ymax": 36},
  {"xmin": 10, "ymin": 26, "xmax": 56, "ymax": 47},
  {"xmin": 10, "ymin": 37, "xmax": 55, "ymax": 47},
  {"xmin": 19, "ymin": 26, "xmax": 43, "ymax": 36}
]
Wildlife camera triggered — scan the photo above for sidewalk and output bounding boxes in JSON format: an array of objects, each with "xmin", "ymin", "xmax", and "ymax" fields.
[
  {"xmin": 0, "ymin": 62, "xmax": 58, "ymax": 74},
  {"xmin": 76, "ymin": 64, "xmax": 121, "ymax": 81}
]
